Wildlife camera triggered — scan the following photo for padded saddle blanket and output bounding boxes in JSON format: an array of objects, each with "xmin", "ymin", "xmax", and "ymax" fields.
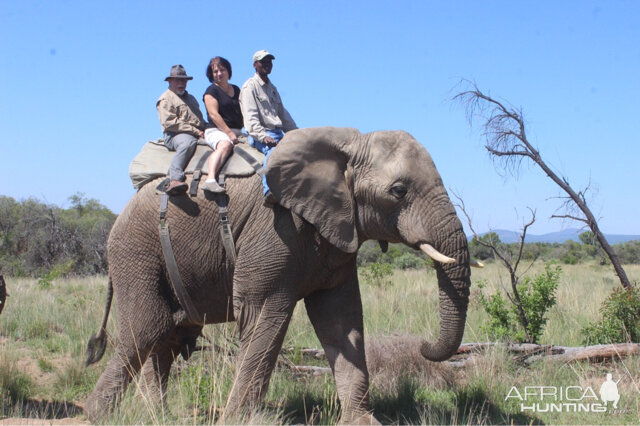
[{"xmin": 129, "ymin": 138, "xmax": 265, "ymax": 189}]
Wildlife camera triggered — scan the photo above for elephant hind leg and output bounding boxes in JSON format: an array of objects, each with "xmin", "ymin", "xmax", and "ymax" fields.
[
  {"xmin": 137, "ymin": 326, "xmax": 202, "ymax": 405},
  {"xmin": 85, "ymin": 287, "xmax": 176, "ymax": 421},
  {"xmin": 137, "ymin": 331, "xmax": 181, "ymax": 406},
  {"xmin": 84, "ymin": 344, "xmax": 149, "ymax": 421}
]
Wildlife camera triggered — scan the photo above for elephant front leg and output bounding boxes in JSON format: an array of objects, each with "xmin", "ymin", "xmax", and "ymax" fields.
[
  {"xmin": 304, "ymin": 275, "xmax": 379, "ymax": 425},
  {"xmin": 224, "ymin": 296, "xmax": 294, "ymax": 417}
]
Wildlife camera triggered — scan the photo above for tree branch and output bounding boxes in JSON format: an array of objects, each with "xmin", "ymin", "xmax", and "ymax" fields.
[
  {"xmin": 550, "ymin": 214, "xmax": 589, "ymax": 224},
  {"xmin": 453, "ymin": 191, "xmax": 537, "ymax": 343},
  {"xmin": 456, "ymin": 81, "xmax": 631, "ymax": 289}
]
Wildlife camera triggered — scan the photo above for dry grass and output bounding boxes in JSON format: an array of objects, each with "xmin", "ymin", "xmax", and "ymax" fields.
[
  {"xmin": 468, "ymin": 262, "xmax": 640, "ymax": 345},
  {"xmin": 366, "ymin": 334, "xmax": 455, "ymax": 391},
  {"xmin": 1, "ymin": 262, "xmax": 639, "ymax": 424}
]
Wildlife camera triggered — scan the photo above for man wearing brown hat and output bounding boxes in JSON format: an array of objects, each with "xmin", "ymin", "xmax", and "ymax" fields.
[
  {"xmin": 157, "ymin": 64, "xmax": 206, "ymax": 195},
  {"xmin": 240, "ymin": 50, "xmax": 297, "ymax": 205}
]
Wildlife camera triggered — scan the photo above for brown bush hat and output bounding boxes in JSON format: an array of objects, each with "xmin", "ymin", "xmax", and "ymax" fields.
[{"xmin": 165, "ymin": 64, "xmax": 193, "ymax": 81}]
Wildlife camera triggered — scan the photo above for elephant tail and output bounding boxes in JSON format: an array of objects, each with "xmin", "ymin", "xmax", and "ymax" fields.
[{"xmin": 85, "ymin": 277, "xmax": 113, "ymax": 366}]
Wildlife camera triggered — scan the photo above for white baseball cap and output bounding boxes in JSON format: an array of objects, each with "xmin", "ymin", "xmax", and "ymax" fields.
[{"xmin": 252, "ymin": 50, "xmax": 275, "ymax": 63}]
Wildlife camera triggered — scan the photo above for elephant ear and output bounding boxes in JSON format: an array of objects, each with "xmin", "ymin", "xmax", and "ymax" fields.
[{"xmin": 266, "ymin": 127, "xmax": 360, "ymax": 253}]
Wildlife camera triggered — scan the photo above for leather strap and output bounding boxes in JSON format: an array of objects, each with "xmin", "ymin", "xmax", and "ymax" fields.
[
  {"xmin": 234, "ymin": 144, "xmax": 265, "ymax": 177},
  {"xmin": 208, "ymin": 144, "xmax": 267, "ymax": 265},
  {"xmin": 189, "ymin": 150, "xmax": 213, "ymax": 196},
  {"xmin": 159, "ymin": 192, "xmax": 169, "ymax": 226},
  {"xmin": 158, "ymin": 193, "xmax": 202, "ymax": 325},
  {"xmin": 159, "ymin": 222, "xmax": 202, "ymax": 324},
  {"xmin": 156, "ymin": 178, "xmax": 170, "ymax": 195},
  {"xmin": 213, "ymin": 192, "xmax": 237, "ymax": 264}
]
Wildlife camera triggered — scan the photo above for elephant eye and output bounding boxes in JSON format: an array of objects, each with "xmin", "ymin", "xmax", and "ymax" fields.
[{"xmin": 389, "ymin": 183, "xmax": 407, "ymax": 199}]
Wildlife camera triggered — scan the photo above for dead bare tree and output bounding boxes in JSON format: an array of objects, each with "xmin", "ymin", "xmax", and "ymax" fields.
[
  {"xmin": 455, "ymin": 193, "xmax": 539, "ymax": 343},
  {"xmin": 455, "ymin": 81, "xmax": 631, "ymax": 289}
]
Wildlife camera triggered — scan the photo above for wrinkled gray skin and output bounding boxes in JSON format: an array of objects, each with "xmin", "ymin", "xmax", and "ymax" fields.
[{"xmin": 84, "ymin": 127, "xmax": 471, "ymax": 423}]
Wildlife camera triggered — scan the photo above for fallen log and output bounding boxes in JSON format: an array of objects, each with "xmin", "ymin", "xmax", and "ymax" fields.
[
  {"xmin": 450, "ymin": 342, "xmax": 639, "ymax": 366},
  {"xmin": 524, "ymin": 343, "xmax": 640, "ymax": 365},
  {"xmin": 280, "ymin": 342, "xmax": 640, "ymax": 372},
  {"xmin": 456, "ymin": 342, "xmax": 555, "ymax": 355},
  {"xmin": 292, "ymin": 365, "xmax": 332, "ymax": 376},
  {"xmin": 300, "ymin": 348, "xmax": 326, "ymax": 359},
  {"xmin": 282, "ymin": 347, "xmax": 326, "ymax": 359}
]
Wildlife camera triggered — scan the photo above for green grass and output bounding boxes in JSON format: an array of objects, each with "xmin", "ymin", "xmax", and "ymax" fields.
[{"xmin": 0, "ymin": 263, "xmax": 638, "ymax": 423}]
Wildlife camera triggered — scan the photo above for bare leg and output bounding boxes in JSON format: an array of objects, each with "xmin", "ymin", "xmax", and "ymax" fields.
[{"xmin": 207, "ymin": 140, "xmax": 233, "ymax": 181}]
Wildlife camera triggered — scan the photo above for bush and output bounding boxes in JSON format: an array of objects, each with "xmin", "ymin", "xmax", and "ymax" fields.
[
  {"xmin": 0, "ymin": 194, "xmax": 115, "ymax": 277},
  {"xmin": 181, "ymin": 364, "xmax": 217, "ymax": 416},
  {"xmin": 468, "ymin": 232, "xmax": 505, "ymax": 261},
  {"xmin": 581, "ymin": 285, "xmax": 640, "ymax": 345},
  {"xmin": 476, "ymin": 263, "xmax": 560, "ymax": 343},
  {"xmin": 392, "ymin": 253, "xmax": 428, "ymax": 270},
  {"xmin": 615, "ymin": 240, "xmax": 640, "ymax": 264},
  {"xmin": 517, "ymin": 264, "xmax": 561, "ymax": 341},
  {"xmin": 475, "ymin": 281, "xmax": 511, "ymax": 340},
  {"xmin": 38, "ymin": 260, "xmax": 74, "ymax": 289},
  {"xmin": 360, "ymin": 262, "xmax": 394, "ymax": 287},
  {"xmin": 357, "ymin": 241, "xmax": 429, "ymax": 269}
]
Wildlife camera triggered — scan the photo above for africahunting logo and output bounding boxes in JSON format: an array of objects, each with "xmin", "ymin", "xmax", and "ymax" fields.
[{"xmin": 505, "ymin": 373, "xmax": 621, "ymax": 413}]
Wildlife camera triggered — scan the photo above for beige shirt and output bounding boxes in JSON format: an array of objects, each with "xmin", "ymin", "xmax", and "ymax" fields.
[
  {"xmin": 157, "ymin": 89, "xmax": 205, "ymax": 137},
  {"xmin": 239, "ymin": 73, "xmax": 297, "ymax": 142}
]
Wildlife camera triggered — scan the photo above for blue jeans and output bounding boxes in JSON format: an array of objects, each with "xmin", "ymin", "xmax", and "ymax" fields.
[{"xmin": 249, "ymin": 129, "xmax": 285, "ymax": 195}]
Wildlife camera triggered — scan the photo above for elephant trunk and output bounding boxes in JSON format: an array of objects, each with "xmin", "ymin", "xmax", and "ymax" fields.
[{"xmin": 419, "ymin": 215, "xmax": 471, "ymax": 362}]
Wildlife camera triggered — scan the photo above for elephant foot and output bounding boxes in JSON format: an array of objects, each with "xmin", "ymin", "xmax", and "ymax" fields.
[
  {"xmin": 219, "ymin": 406, "xmax": 256, "ymax": 425},
  {"xmin": 340, "ymin": 411, "xmax": 381, "ymax": 425},
  {"xmin": 135, "ymin": 377, "xmax": 165, "ymax": 407},
  {"xmin": 84, "ymin": 391, "xmax": 117, "ymax": 423}
]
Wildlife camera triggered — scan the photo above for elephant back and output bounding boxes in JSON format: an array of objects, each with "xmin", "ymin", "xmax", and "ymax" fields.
[{"xmin": 129, "ymin": 138, "xmax": 261, "ymax": 190}]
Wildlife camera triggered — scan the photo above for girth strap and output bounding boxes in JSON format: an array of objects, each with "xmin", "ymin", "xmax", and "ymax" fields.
[
  {"xmin": 158, "ymin": 193, "xmax": 202, "ymax": 325},
  {"xmin": 209, "ymin": 144, "xmax": 265, "ymax": 265},
  {"xmin": 189, "ymin": 150, "xmax": 213, "ymax": 196},
  {"xmin": 234, "ymin": 144, "xmax": 265, "ymax": 177},
  {"xmin": 212, "ymin": 186, "xmax": 237, "ymax": 264},
  {"xmin": 157, "ymin": 144, "xmax": 260, "ymax": 291}
]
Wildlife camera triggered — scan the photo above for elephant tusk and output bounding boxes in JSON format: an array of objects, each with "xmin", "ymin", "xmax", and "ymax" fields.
[
  {"xmin": 470, "ymin": 259, "xmax": 485, "ymax": 268},
  {"xmin": 420, "ymin": 243, "xmax": 456, "ymax": 264}
]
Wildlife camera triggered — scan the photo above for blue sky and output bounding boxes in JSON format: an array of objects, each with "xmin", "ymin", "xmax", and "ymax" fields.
[{"xmin": 1, "ymin": 0, "xmax": 639, "ymax": 235}]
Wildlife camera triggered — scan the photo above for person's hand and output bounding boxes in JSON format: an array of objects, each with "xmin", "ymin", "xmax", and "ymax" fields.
[
  {"xmin": 263, "ymin": 136, "xmax": 277, "ymax": 146},
  {"xmin": 199, "ymin": 130, "xmax": 205, "ymax": 139},
  {"xmin": 227, "ymin": 130, "xmax": 238, "ymax": 144}
]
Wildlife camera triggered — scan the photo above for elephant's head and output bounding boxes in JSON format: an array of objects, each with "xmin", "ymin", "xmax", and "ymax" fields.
[{"xmin": 266, "ymin": 127, "xmax": 471, "ymax": 361}]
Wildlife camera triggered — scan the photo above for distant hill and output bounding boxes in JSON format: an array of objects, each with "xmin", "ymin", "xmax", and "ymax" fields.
[{"xmin": 472, "ymin": 228, "xmax": 640, "ymax": 244}]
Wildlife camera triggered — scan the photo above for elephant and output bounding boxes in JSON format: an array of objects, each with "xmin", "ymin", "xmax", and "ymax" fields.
[{"xmin": 84, "ymin": 126, "xmax": 471, "ymax": 423}]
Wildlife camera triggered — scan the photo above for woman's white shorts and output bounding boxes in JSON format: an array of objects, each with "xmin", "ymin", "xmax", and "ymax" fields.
[{"xmin": 204, "ymin": 128, "xmax": 235, "ymax": 150}]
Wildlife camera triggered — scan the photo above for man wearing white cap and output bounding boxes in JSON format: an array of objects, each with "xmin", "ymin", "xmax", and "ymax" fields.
[{"xmin": 240, "ymin": 50, "xmax": 297, "ymax": 205}]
